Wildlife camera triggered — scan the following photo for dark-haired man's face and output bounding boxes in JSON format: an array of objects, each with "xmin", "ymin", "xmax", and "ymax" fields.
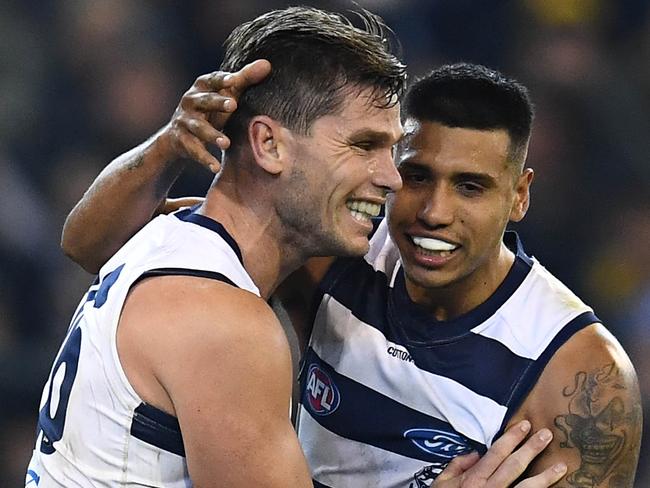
[
  {"xmin": 386, "ymin": 119, "xmax": 532, "ymax": 310},
  {"xmin": 279, "ymin": 88, "xmax": 403, "ymax": 257}
]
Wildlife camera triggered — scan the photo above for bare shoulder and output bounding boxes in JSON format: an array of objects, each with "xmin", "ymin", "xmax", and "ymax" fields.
[
  {"xmin": 119, "ymin": 275, "xmax": 308, "ymax": 485},
  {"xmin": 512, "ymin": 323, "xmax": 642, "ymax": 487},
  {"xmin": 118, "ymin": 274, "xmax": 292, "ymax": 411},
  {"xmin": 122, "ymin": 273, "xmax": 286, "ymax": 348}
]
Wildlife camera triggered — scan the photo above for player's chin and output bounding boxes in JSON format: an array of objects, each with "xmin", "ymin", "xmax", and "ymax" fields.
[
  {"xmin": 334, "ymin": 221, "xmax": 373, "ymax": 256},
  {"xmin": 402, "ymin": 259, "xmax": 458, "ymax": 289},
  {"xmin": 334, "ymin": 230, "xmax": 371, "ymax": 257},
  {"xmin": 351, "ymin": 236, "xmax": 371, "ymax": 256}
]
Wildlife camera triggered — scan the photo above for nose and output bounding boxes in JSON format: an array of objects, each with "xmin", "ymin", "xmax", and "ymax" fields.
[
  {"xmin": 372, "ymin": 151, "xmax": 402, "ymax": 193},
  {"xmin": 417, "ymin": 185, "xmax": 454, "ymax": 228}
]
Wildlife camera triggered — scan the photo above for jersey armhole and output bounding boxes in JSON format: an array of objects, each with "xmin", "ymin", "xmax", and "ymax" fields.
[
  {"xmin": 496, "ymin": 310, "xmax": 600, "ymax": 437},
  {"xmin": 133, "ymin": 267, "xmax": 240, "ymax": 289}
]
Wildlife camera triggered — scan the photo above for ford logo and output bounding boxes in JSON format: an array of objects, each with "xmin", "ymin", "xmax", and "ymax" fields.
[{"xmin": 404, "ymin": 429, "xmax": 472, "ymax": 458}]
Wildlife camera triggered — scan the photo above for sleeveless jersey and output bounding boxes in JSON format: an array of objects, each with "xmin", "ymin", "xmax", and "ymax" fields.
[
  {"xmin": 26, "ymin": 207, "xmax": 259, "ymax": 487},
  {"xmin": 296, "ymin": 220, "xmax": 599, "ymax": 488}
]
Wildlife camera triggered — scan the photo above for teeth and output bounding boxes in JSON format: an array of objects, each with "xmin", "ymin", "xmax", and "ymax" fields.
[
  {"xmin": 350, "ymin": 210, "xmax": 368, "ymax": 222},
  {"xmin": 412, "ymin": 236, "xmax": 457, "ymax": 252},
  {"xmin": 346, "ymin": 200, "xmax": 381, "ymax": 221}
]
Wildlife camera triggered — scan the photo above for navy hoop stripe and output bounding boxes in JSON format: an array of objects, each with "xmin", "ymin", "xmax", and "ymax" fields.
[
  {"xmin": 175, "ymin": 206, "xmax": 243, "ymax": 265},
  {"xmin": 131, "ymin": 403, "xmax": 185, "ymax": 457}
]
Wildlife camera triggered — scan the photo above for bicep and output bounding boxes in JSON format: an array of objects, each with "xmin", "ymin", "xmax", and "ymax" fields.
[
  {"xmin": 510, "ymin": 324, "xmax": 642, "ymax": 487},
  {"xmin": 156, "ymin": 287, "xmax": 312, "ymax": 487}
]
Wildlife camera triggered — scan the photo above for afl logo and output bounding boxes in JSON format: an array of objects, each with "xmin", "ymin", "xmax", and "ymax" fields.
[
  {"xmin": 305, "ymin": 364, "xmax": 340, "ymax": 415},
  {"xmin": 404, "ymin": 429, "xmax": 472, "ymax": 458}
]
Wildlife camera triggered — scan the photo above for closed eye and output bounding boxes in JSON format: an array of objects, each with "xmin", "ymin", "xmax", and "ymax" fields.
[{"xmin": 352, "ymin": 141, "xmax": 374, "ymax": 151}]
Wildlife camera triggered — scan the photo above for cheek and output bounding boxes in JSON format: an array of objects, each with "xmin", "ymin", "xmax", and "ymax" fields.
[
  {"xmin": 387, "ymin": 190, "xmax": 421, "ymax": 218},
  {"xmin": 466, "ymin": 208, "xmax": 510, "ymax": 243},
  {"xmin": 329, "ymin": 162, "xmax": 367, "ymax": 193}
]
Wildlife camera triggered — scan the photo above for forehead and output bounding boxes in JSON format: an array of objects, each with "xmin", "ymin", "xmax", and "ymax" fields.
[
  {"xmin": 400, "ymin": 118, "xmax": 511, "ymax": 169},
  {"xmin": 314, "ymin": 87, "xmax": 403, "ymax": 141}
]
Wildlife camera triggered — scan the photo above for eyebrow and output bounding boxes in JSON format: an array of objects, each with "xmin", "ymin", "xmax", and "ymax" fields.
[
  {"xmin": 452, "ymin": 172, "xmax": 498, "ymax": 186},
  {"xmin": 348, "ymin": 128, "xmax": 405, "ymax": 145},
  {"xmin": 397, "ymin": 159, "xmax": 428, "ymax": 170},
  {"xmin": 397, "ymin": 161, "xmax": 498, "ymax": 186}
]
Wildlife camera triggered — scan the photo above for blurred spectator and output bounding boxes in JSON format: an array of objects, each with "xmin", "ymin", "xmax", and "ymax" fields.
[{"xmin": 1, "ymin": 0, "xmax": 648, "ymax": 484}]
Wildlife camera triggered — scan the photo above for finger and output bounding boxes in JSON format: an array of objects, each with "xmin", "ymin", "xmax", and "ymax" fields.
[
  {"xmin": 193, "ymin": 60, "xmax": 269, "ymax": 95},
  {"xmin": 223, "ymin": 59, "xmax": 272, "ymax": 97},
  {"xmin": 181, "ymin": 92, "xmax": 236, "ymax": 114},
  {"xmin": 485, "ymin": 429, "xmax": 554, "ymax": 487},
  {"xmin": 178, "ymin": 133, "xmax": 221, "ymax": 173},
  {"xmin": 161, "ymin": 197, "xmax": 206, "ymax": 215},
  {"xmin": 466, "ymin": 420, "xmax": 533, "ymax": 480},
  {"xmin": 195, "ymin": 71, "xmax": 229, "ymax": 91},
  {"xmin": 434, "ymin": 452, "xmax": 480, "ymax": 482},
  {"xmin": 513, "ymin": 463, "xmax": 567, "ymax": 488},
  {"xmin": 178, "ymin": 116, "xmax": 231, "ymax": 150}
]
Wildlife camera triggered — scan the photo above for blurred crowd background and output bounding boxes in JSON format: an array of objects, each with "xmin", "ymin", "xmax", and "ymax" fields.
[{"xmin": 1, "ymin": 0, "xmax": 649, "ymax": 484}]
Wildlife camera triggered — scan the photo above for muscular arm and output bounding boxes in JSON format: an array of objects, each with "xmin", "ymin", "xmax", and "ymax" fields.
[
  {"xmin": 61, "ymin": 60, "xmax": 271, "ymax": 274},
  {"xmin": 508, "ymin": 324, "xmax": 642, "ymax": 487},
  {"xmin": 61, "ymin": 135, "xmax": 186, "ymax": 273},
  {"xmin": 119, "ymin": 276, "xmax": 313, "ymax": 487}
]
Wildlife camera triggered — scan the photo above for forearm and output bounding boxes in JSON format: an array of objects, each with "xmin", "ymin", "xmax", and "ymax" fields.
[
  {"xmin": 61, "ymin": 61, "xmax": 272, "ymax": 275},
  {"xmin": 61, "ymin": 129, "xmax": 183, "ymax": 273}
]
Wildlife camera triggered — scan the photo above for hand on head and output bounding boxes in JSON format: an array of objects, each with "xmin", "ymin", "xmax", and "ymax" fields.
[{"xmin": 161, "ymin": 59, "xmax": 271, "ymax": 173}]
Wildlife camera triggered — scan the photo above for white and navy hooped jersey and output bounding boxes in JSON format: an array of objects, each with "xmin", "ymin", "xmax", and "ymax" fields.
[
  {"xmin": 296, "ymin": 220, "xmax": 599, "ymax": 488},
  {"xmin": 26, "ymin": 207, "xmax": 259, "ymax": 487}
]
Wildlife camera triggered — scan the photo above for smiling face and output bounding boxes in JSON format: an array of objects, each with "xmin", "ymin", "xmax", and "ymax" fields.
[
  {"xmin": 279, "ymin": 87, "xmax": 403, "ymax": 257},
  {"xmin": 387, "ymin": 119, "xmax": 533, "ymax": 312}
]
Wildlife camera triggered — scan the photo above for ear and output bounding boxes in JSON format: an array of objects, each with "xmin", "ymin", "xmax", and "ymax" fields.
[
  {"xmin": 509, "ymin": 168, "xmax": 534, "ymax": 222},
  {"xmin": 247, "ymin": 115, "xmax": 287, "ymax": 175}
]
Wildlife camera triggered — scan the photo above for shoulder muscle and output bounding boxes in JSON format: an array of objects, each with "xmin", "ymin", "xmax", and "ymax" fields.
[
  {"xmin": 511, "ymin": 323, "xmax": 642, "ymax": 487},
  {"xmin": 119, "ymin": 275, "xmax": 311, "ymax": 486}
]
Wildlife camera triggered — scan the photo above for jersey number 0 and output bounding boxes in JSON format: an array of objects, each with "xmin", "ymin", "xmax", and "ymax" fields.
[{"xmin": 37, "ymin": 264, "xmax": 124, "ymax": 455}]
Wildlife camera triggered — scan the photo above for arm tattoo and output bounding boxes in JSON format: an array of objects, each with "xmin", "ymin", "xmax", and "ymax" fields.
[{"xmin": 554, "ymin": 362, "xmax": 641, "ymax": 487}]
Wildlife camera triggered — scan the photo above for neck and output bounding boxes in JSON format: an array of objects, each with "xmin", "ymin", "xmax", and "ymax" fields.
[
  {"xmin": 405, "ymin": 241, "xmax": 515, "ymax": 321},
  {"xmin": 198, "ymin": 175, "xmax": 306, "ymax": 299}
]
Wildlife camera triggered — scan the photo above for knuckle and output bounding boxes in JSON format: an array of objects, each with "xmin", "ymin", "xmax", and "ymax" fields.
[
  {"xmin": 178, "ymin": 133, "xmax": 195, "ymax": 150},
  {"xmin": 512, "ymin": 457, "xmax": 528, "ymax": 474},
  {"xmin": 208, "ymin": 71, "xmax": 226, "ymax": 86},
  {"xmin": 460, "ymin": 474, "xmax": 482, "ymax": 487},
  {"xmin": 180, "ymin": 89, "xmax": 196, "ymax": 106},
  {"xmin": 185, "ymin": 118, "xmax": 200, "ymax": 133},
  {"xmin": 503, "ymin": 456, "xmax": 528, "ymax": 478},
  {"xmin": 195, "ymin": 94, "xmax": 209, "ymax": 110}
]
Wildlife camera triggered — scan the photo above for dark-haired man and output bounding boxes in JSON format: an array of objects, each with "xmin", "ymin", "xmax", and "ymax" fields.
[
  {"xmin": 27, "ymin": 7, "xmax": 407, "ymax": 487},
  {"xmin": 292, "ymin": 64, "xmax": 642, "ymax": 487},
  {"xmin": 60, "ymin": 58, "xmax": 642, "ymax": 487},
  {"xmin": 26, "ymin": 7, "xmax": 566, "ymax": 488}
]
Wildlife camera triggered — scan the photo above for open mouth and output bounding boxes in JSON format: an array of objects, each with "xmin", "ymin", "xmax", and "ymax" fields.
[
  {"xmin": 346, "ymin": 199, "xmax": 381, "ymax": 224},
  {"xmin": 411, "ymin": 236, "xmax": 459, "ymax": 258}
]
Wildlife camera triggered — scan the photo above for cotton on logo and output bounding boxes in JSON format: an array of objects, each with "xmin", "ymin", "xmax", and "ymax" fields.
[{"xmin": 305, "ymin": 364, "xmax": 340, "ymax": 416}]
